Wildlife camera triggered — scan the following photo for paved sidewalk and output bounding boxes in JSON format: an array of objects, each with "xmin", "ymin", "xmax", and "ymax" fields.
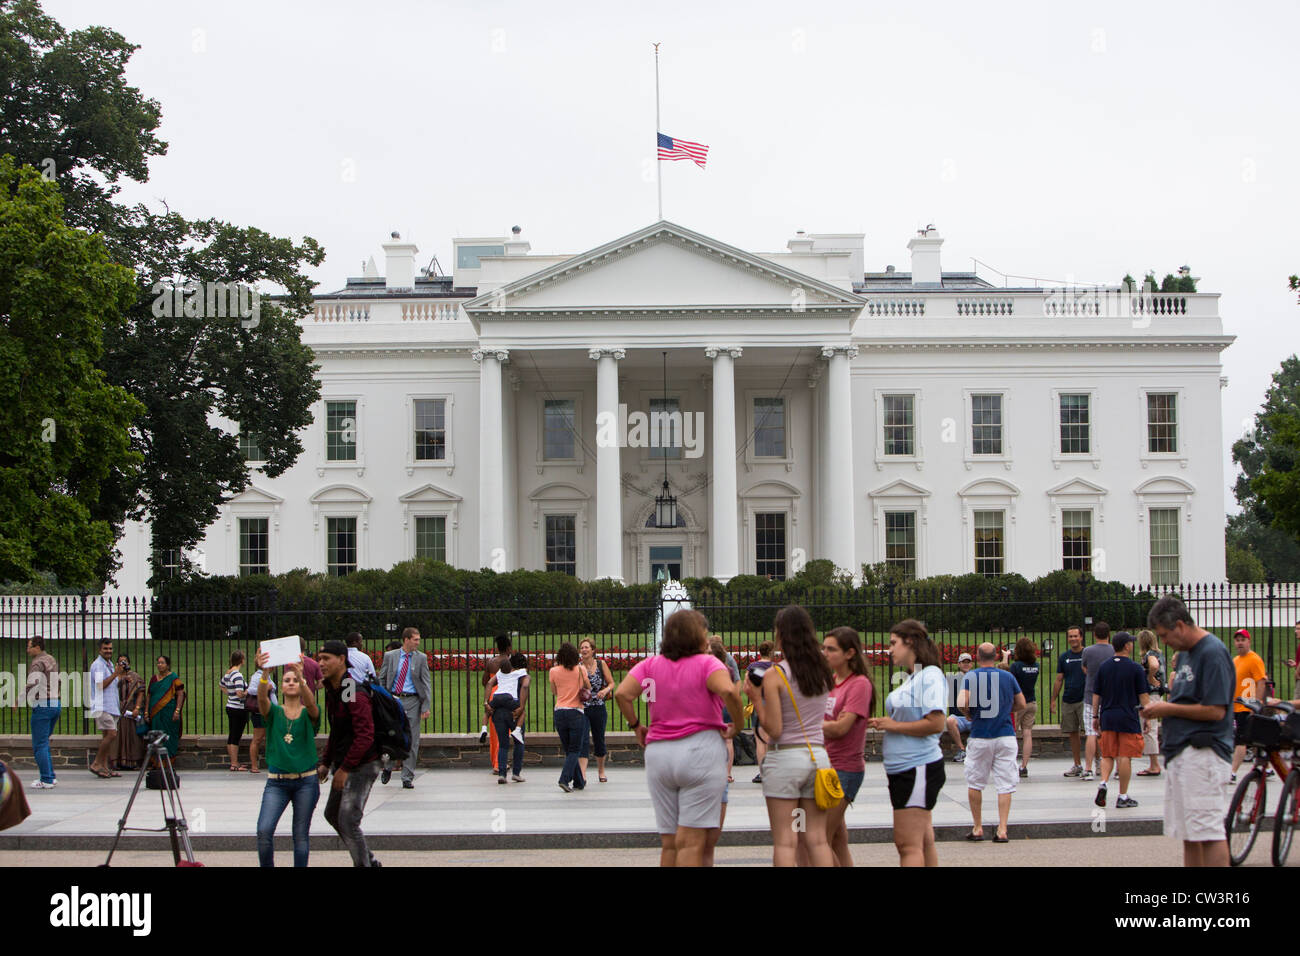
[{"xmin": 0, "ymin": 757, "xmax": 1264, "ymax": 852}]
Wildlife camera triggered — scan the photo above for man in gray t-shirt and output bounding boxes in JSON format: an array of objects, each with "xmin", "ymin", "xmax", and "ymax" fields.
[{"xmin": 1079, "ymin": 621, "xmax": 1114, "ymax": 780}]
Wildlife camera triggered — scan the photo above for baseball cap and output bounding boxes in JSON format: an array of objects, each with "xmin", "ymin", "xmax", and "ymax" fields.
[
  {"xmin": 1111, "ymin": 631, "xmax": 1135, "ymax": 651},
  {"xmin": 958, "ymin": 653, "xmax": 973, "ymax": 662},
  {"xmin": 1234, "ymin": 628, "xmax": 1251, "ymax": 640},
  {"xmin": 320, "ymin": 639, "xmax": 348, "ymax": 658}
]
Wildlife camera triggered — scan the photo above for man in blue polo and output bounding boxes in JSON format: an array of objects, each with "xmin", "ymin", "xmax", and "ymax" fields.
[{"xmin": 958, "ymin": 643, "xmax": 1027, "ymax": 842}]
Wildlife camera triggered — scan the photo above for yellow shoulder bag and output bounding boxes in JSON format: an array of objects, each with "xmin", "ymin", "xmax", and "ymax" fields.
[{"xmin": 772, "ymin": 664, "xmax": 843, "ymax": 810}]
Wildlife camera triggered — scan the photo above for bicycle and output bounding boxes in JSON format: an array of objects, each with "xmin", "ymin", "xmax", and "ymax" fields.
[
  {"xmin": 1226, "ymin": 696, "xmax": 1295, "ymax": 866},
  {"xmin": 1267, "ymin": 700, "xmax": 1300, "ymax": 867}
]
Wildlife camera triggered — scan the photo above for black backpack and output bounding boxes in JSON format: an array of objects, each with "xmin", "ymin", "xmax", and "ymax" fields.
[{"xmin": 357, "ymin": 679, "xmax": 412, "ymax": 760}]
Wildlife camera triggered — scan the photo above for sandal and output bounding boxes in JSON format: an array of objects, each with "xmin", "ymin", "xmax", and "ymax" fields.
[
  {"xmin": 599, "ymin": 776, "xmax": 608, "ymax": 783},
  {"xmin": 1137, "ymin": 769, "xmax": 1161, "ymax": 776},
  {"xmin": 230, "ymin": 765, "xmax": 249, "ymax": 772},
  {"xmin": 993, "ymin": 833, "xmax": 1010, "ymax": 843},
  {"xmin": 107, "ymin": 770, "xmax": 121, "ymax": 777},
  {"xmin": 90, "ymin": 768, "xmax": 112, "ymax": 779},
  {"xmin": 965, "ymin": 831, "xmax": 985, "ymax": 841},
  {"xmin": 248, "ymin": 767, "xmax": 261, "ymax": 773}
]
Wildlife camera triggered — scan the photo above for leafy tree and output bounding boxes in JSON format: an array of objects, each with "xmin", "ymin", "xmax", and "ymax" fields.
[
  {"xmin": 0, "ymin": 157, "xmax": 143, "ymax": 585},
  {"xmin": 1225, "ymin": 512, "xmax": 1300, "ymax": 582},
  {"xmin": 1225, "ymin": 542, "xmax": 1265, "ymax": 583},
  {"xmin": 0, "ymin": 0, "xmax": 323, "ymax": 586},
  {"xmin": 1233, "ymin": 356, "xmax": 1300, "ymax": 546}
]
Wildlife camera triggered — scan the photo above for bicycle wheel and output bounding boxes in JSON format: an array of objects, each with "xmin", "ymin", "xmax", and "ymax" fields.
[
  {"xmin": 1227, "ymin": 769, "xmax": 1266, "ymax": 866},
  {"xmin": 1272, "ymin": 771, "xmax": 1300, "ymax": 867}
]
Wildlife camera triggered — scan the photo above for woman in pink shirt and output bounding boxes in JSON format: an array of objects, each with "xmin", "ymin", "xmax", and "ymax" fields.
[
  {"xmin": 613, "ymin": 610, "xmax": 744, "ymax": 867},
  {"xmin": 549, "ymin": 643, "xmax": 591, "ymax": 792},
  {"xmin": 821, "ymin": 626, "xmax": 874, "ymax": 867}
]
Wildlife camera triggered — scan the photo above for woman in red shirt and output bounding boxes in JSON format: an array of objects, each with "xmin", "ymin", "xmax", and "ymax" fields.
[{"xmin": 821, "ymin": 626, "xmax": 874, "ymax": 867}]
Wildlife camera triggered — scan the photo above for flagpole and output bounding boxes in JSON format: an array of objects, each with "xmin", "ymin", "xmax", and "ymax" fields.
[{"xmin": 654, "ymin": 42, "xmax": 662, "ymax": 221}]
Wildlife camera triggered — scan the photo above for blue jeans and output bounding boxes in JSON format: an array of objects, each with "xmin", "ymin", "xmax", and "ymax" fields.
[
  {"xmin": 554, "ymin": 708, "xmax": 586, "ymax": 788},
  {"xmin": 30, "ymin": 704, "xmax": 61, "ymax": 784},
  {"xmin": 491, "ymin": 693, "xmax": 523, "ymax": 776},
  {"xmin": 256, "ymin": 774, "xmax": 321, "ymax": 867},
  {"xmin": 580, "ymin": 704, "xmax": 607, "ymax": 759}
]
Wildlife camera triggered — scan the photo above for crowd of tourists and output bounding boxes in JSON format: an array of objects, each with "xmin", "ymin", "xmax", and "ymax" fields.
[{"xmin": 16, "ymin": 596, "xmax": 1300, "ymax": 868}]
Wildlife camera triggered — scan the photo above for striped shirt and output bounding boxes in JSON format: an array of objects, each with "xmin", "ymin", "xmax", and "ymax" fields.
[{"xmin": 221, "ymin": 670, "xmax": 247, "ymax": 710}]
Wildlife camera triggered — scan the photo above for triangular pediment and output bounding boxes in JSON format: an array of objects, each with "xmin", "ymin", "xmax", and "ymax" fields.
[
  {"xmin": 227, "ymin": 485, "xmax": 284, "ymax": 506},
  {"xmin": 1046, "ymin": 478, "xmax": 1109, "ymax": 497},
  {"xmin": 398, "ymin": 482, "xmax": 463, "ymax": 504},
  {"xmin": 464, "ymin": 221, "xmax": 862, "ymax": 316},
  {"xmin": 868, "ymin": 479, "xmax": 931, "ymax": 498}
]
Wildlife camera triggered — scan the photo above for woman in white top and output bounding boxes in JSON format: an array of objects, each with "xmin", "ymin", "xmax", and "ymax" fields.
[
  {"xmin": 747, "ymin": 605, "xmax": 836, "ymax": 867},
  {"xmin": 487, "ymin": 655, "xmax": 528, "ymax": 782}
]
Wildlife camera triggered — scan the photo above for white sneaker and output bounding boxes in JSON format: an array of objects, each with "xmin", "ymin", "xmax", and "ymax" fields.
[
  {"xmin": 31, "ymin": 779, "xmax": 56, "ymax": 789},
  {"xmin": 511, "ymin": 727, "xmax": 525, "ymax": 744},
  {"xmin": 1080, "ymin": 770, "xmax": 1095, "ymax": 781}
]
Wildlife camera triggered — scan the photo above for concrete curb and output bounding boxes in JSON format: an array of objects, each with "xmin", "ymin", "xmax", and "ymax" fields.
[{"xmin": 0, "ymin": 817, "xmax": 1167, "ymax": 853}]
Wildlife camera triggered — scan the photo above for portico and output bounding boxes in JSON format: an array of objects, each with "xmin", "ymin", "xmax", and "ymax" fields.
[{"xmin": 463, "ymin": 221, "xmax": 864, "ymax": 583}]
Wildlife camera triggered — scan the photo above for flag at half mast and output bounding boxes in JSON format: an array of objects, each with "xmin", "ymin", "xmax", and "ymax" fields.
[{"xmin": 657, "ymin": 132, "xmax": 709, "ymax": 169}]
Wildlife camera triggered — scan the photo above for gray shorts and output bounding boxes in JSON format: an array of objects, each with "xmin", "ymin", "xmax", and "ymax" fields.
[
  {"xmin": 761, "ymin": 742, "xmax": 831, "ymax": 800},
  {"xmin": 644, "ymin": 730, "xmax": 727, "ymax": 834}
]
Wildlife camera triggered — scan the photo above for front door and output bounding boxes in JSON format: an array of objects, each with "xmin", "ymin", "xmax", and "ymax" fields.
[{"xmin": 649, "ymin": 545, "xmax": 683, "ymax": 582}]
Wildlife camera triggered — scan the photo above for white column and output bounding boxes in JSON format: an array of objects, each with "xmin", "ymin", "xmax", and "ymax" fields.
[
  {"xmin": 589, "ymin": 347, "xmax": 625, "ymax": 582},
  {"xmin": 706, "ymin": 346, "xmax": 741, "ymax": 582},
  {"xmin": 821, "ymin": 346, "xmax": 858, "ymax": 575},
  {"xmin": 474, "ymin": 348, "xmax": 508, "ymax": 569}
]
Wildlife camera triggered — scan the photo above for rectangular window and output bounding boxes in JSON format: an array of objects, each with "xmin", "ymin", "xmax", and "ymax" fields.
[
  {"xmin": 239, "ymin": 518, "xmax": 270, "ymax": 576},
  {"xmin": 414, "ymin": 515, "xmax": 447, "ymax": 562},
  {"xmin": 543, "ymin": 399, "xmax": 576, "ymax": 460},
  {"xmin": 884, "ymin": 511, "xmax": 917, "ymax": 580},
  {"xmin": 413, "ymin": 399, "xmax": 446, "ymax": 461},
  {"xmin": 755, "ymin": 512, "xmax": 787, "ymax": 580},
  {"xmin": 154, "ymin": 549, "xmax": 182, "ymax": 579},
  {"xmin": 649, "ymin": 397, "xmax": 682, "ymax": 460},
  {"xmin": 1061, "ymin": 509, "xmax": 1091, "ymax": 572},
  {"xmin": 753, "ymin": 398, "xmax": 786, "ymax": 458},
  {"xmin": 971, "ymin": 394, "xmax": 1003, "ymax": 455},
  {"xmin": 1149, "ymin": 508, "xmax": 1180, "ymax": 585},
  {"xmin": 326, "ymin": 400, "xmax": 357, "ymax": 461},
  {"xmin": 1147, "ymin": 393, "xmax": 1178, "ymax": 453},
  {"xmin": 544, "ymin": 515, "xmax": 576, "ymax": 575},
  {"xmin": 327, "ymin": 517, "xmax": 357, "ymax": 577},
  {"xmin": 239, "ymin": 430, "xmax": 265, "ymax": 463},
  {"xmin": 883, "ymin": 395, "xmax": 915, "ymax": 456},
  {"xmin": 1059, "ymin": 394, "xmax": 1091, "ymax": 454},
  {"xmin": 973, "ymin": 510, "xmax": 1005, "ymax": 576}
]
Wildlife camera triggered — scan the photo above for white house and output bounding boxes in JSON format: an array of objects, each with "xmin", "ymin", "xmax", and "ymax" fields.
[{"xmin": 108, "ymin": 220, "xmax": 1233, "ymax": 591}]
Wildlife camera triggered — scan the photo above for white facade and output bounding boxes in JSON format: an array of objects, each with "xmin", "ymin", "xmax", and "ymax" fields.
[{"xmin": 109, "ymin": 221, "xmax": 1233, "ymax": 591}]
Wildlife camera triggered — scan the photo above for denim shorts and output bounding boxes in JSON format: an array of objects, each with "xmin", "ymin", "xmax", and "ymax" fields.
[{"xmin": 836, "ymin": 769, "xmax": 865, "ymax": 804}]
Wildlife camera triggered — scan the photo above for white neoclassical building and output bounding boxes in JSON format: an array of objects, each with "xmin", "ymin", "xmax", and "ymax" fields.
[{"xmin": 109, "ymin": 220, "xmax": 1234, "ymax": 591}]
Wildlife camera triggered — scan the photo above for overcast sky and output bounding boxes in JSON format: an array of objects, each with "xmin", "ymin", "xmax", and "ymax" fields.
[{"xmin": 44, "ymin": 0, "xmax": 1300, "ymax": 510}]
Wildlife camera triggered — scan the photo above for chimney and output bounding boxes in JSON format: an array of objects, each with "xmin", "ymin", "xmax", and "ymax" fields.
[
  {"xmin": 907, "ymin": 224, "xmax": 943, "ymax": 287},
  {"xmin": 787, "ymin": 229, "xmax": 815, "ymax": 254},
  {"xmin": 504, "ymin": 224, "xmax": 531, "ymax": 256},
  {"xmin": 382, "ymin": 231, "xmax": 419, "ymax": 289}
]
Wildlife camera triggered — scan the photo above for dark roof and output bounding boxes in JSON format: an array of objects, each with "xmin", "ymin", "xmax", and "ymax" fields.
[
  {"xmin": 856, "ymin": 272, "xmax": 1002, "ymax": 292},
  {"xmin": 315, "ymin": 275, "xmax": 475, "ymax": 300}
]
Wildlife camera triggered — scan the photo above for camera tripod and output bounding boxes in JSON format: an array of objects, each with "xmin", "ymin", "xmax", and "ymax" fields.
[{"xmin": 102, "ymin": 730, "xmax": 201, "ymax": 867}]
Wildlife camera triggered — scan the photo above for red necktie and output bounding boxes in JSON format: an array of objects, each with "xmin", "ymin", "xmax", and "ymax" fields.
[{"xmin": 394, "ymin": 652, "xmax": 410, "ymax": 693}]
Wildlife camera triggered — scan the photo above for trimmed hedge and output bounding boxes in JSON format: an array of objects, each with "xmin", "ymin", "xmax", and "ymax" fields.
[{"xmin": 149, "ymin": 560, "xmax": 1161, "ymax": 642}]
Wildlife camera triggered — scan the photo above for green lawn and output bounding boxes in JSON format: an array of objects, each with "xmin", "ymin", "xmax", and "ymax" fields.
[{"xmin": 3, "ymin": 629, "xmax": 1294, "ymax": 737}]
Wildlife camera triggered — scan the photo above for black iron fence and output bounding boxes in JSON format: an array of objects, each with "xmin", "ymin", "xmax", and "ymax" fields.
[{"xmin": 2, "ymin": 581, "xmax": 1296, "ymax": 738}]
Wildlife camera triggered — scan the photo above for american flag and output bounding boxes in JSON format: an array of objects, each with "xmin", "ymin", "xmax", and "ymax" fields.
[{"xmin": 657, "ymin": 132, "xmax": 708, "ymax": 168}]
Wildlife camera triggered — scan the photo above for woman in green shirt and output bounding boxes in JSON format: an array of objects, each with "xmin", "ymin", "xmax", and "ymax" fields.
[{"xmin": 254, "ymin": 651, "xmax": 320, "ymax": 867}]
